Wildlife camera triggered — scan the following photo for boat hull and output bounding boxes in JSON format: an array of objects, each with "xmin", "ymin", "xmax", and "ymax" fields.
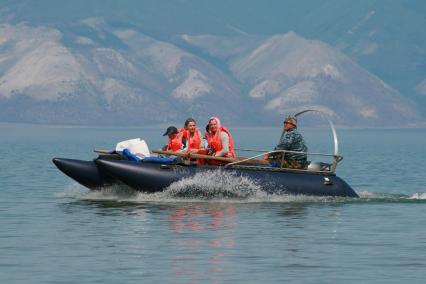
[
  {"xmin": 95, "ymin": 159, "xmax": 359, "ymax": 197},
  {"xmin": 52, "ymin": 158, "xmax": 117, "ymax": 190},
  {"xmin": 53, "ymin": 157, "xmax": 358, "ymax": 197}
]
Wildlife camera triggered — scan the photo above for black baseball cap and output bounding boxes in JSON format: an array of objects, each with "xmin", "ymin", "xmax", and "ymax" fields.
[{"xmin": 163, "ymin": 126, "xmax": 178, "ymax": 136}]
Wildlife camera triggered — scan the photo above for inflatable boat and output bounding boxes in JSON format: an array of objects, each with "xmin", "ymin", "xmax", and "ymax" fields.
[
  {"xmin": 53, "ymin": 153, "xmax": 358, "ymax": 197},
  {"xmin": 52, "ymin": 110, "xmax": 359, "ymax": 198}
]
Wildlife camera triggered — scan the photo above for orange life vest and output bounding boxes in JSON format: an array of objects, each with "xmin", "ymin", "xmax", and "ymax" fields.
[
  {"xmin": 186, "ymin": 128, "xmax": 202, "ymax": 152},
  {"xmin": 206, "ymin": 126, "xmax": 235, "ymax": 158},
  {"xmin": 179, "ymin": 127, "xmax": 202, "ymax": 153},
  {"xmin": 167, "ymin": 133, "xmax": 183, "ymax": 152}
]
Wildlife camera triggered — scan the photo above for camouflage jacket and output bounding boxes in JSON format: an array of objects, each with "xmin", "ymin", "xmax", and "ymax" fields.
[{"xmin": 274, "ymin": 128, "xmax": 308, "ymax": 162}]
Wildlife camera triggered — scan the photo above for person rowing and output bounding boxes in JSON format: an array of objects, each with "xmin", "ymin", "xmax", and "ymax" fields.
[
  {"xmin": 180, "ymin": 118, "xmax": 204, "ymax": 154},
  {"xmin": 205, "ymin": 117, "xmax": 235, "ymax": 158},
  {"xmin": 162, "ymin": 126, "xmax": 183, "ymax": 152}
]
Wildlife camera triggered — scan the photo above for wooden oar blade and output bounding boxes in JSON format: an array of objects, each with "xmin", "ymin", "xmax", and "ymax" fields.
[{"xmin": 94, "ymin": 149, "xmax": 115, "ymax": 153}]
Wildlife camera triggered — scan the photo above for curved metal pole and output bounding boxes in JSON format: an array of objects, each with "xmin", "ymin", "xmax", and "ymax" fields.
[
  {"xmin": 294, "ymin": 109, "xmax": 339, "ymax": 157},
  {"xmin": 294, "ymin": 109, "xmax": 340, "ymax": 172}
]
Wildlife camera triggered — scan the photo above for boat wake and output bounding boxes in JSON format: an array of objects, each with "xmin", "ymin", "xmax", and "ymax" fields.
[
  {"xmin": 57, "ymin": 171, "xmax": 426, "ymax": 203},
  {"xmin": 358, "ymin": 191, "xmax": 426, "ymax": 201},
  {"xmin": 408, "ymin": 192, "xmax": 426, "ymax": 200},
  {"xmin": 164, "ymin": 170, "xmax": 265, "ymax": 199}
]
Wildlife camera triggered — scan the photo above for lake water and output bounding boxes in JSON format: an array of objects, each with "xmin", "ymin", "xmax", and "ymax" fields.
[{"xmin": 1, "ymin": 124, "xmax": 426, "ymax": 283}]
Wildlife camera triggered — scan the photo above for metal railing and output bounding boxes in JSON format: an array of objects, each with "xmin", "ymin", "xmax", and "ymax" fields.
[{"xmin": 226, "ymin": 149, "xmax": 343, "ymax": 173}]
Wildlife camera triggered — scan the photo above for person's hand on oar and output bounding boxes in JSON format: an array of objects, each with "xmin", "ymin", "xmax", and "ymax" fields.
[{"xmin": 207, "ymin": 147, "xmax": 216, "ymax": 156}]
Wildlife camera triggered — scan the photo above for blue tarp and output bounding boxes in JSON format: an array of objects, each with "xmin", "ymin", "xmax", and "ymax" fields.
[
  {"xmin": 121, "ymin": 149, "xmax": 142, "ymax": 162},
  {"xmin": 121, "ymin": 149, "xmax": 177, "ymax": 163}
]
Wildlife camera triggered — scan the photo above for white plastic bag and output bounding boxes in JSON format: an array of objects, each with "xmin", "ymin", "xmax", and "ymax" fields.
[{"xmin": 115, "ymin": 138, "xmax": 150, "ymax": 158}]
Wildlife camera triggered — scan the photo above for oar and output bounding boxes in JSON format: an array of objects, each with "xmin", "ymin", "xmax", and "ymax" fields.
[
  {"xmin": 94, "ymin": 149, "xmax": 114, "ymax": 153},
  {"xmin": 94, "ymin": 149, "xmax": 270, "ymax": 165},
  {"xmin": 152, "ymin": 149, "xmax": 270, "ymax": 166},
  {"xmin": 153, "ymin": 149, "xmax": 234, "ymax": 162}
]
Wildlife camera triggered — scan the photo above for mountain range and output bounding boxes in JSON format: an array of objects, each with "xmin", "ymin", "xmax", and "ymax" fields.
[{"xmin": 0, "ymin": 0, "xmax": 425, "ymax": 127}]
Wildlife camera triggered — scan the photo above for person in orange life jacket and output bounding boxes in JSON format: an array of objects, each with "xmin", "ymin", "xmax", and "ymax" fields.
[
  {"xmin": 162, "ymin": 126, "xmax": 183, "ymax": 152},
  {"xmin": 205, "ymin": 117, "xmax": 235, "ymax": 158},
  {"xmin": 180, "ymin": 118, "xmax": 204, "ymax": 153}
]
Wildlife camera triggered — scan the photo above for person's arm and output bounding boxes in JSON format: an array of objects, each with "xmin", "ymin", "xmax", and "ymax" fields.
[
  {"xmin": 198, "ymin": 130, "xmax": 205, "ymax": 149},
  {"xmin": 214, "ymin": 132, "xmax": 229, "ymax": 157},
  {"xmin": 275, "ymin": 132, "xmax": 294, "ymax": 150},
  {"xmin": 264, "ymin": 131, "xmax": 292, "ymax": 160},
  {"xmin": 202, "ymin": 131, "xmax": 208, "ymax": 149}
]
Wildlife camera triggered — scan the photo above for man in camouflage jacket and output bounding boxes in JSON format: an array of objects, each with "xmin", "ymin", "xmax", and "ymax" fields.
[{"xmin": 268, "ymin": 115, "xmax": 308, "ymax": 169}]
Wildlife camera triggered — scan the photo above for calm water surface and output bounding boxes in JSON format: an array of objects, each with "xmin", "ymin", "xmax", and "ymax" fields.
[{"xmin": 1, "ymin": 124, "xmax": 426, "ymax": 283}]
